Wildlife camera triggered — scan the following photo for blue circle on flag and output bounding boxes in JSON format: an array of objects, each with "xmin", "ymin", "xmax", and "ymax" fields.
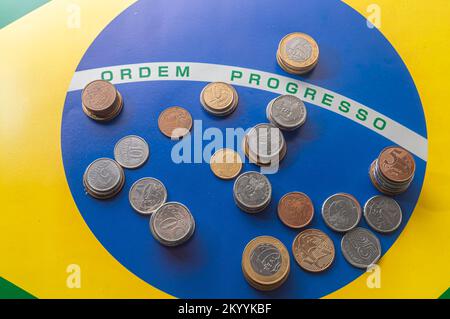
[{"xmin": 61, "ymin": 0, "xmax": 427, "ymax": 298}]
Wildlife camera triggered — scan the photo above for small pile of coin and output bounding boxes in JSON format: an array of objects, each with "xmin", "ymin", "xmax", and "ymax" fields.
[
  {"xmin": 243, "ymin": 123, "xmax": 287, "ymax": 166},
  {"xmin": 369, "ymin": 146, "xmax": 416, "ymax": 195},
  {"xmin": 277, "ymin": 32, "xmax": 319, "ymax": 75},
  {"xmin": 242, "ymin": 236, "xmax": 290, "ymax": 291},
  {"xmin": 266, "ymin": 95, "xmax": 307, "ymax": 131},
  {"xmin": 83, "ymin": 158, "xmax": 125, "ymax": 199},
  {"xmin": 150, "ymin": 202, "xmax": 195, "ymax": 246},
  {"xmin": 233, "ymin": 171, "xmax": 272, "ymax": 213},
  {"xmin": 82, "ymin": 80, "xmax": 123, "ymax": 121},
  {"xmin": 200, "ymin": 82, "xmax": 239, "ymax": 116}
]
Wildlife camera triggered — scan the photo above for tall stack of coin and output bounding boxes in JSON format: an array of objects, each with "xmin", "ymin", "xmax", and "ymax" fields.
[
  {"xmin": 277, "ymin": 32, "xmax": 319, "ymax": 75},
  {"xmin": 150, "ymin": 202, "xmax": 195, "ymax": 246},
  {"xmin": 83, "ymin": 158, "xmax": 125, "ymax": 199},
  {"xmin": 369, "ymin": 146, "xmax": 415, "ymax": 195},
  {"xmin": 266, "ymin": 95, "xmax": 307, "ymax": 131},
  {"xmin": 242, "ymin": 236, "xmax": 290, "ymax": 291},
  {"xmin": 82, "ymin": 80, "xmax": 123, "ymax": 121},
  {"xmin": 200, "ymin": 82, "xmax": 238, "ymax": 116},
  {"xmin": 243, "ymin": 123, "xmax": 287, "ymax": 166},
  {"xmin": 233, "ymin": 172, "xmax": 272, "ymax": 213}
]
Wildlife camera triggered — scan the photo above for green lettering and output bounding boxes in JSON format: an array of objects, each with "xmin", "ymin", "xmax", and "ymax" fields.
[
  {"xmin": 139, "ymin": 67, "xmax": 151, "ymax": 78},
  {"xmin": 267, "ymin": 77, "xmax": 280, "ymax": 89},
  {"xmin": 176, "ymin": 66, "xmax": 189, "ymax": 77},
  {"xmin": 339, "ymin": 100, "xmax": 351, "ymax": 113},
  {"xmin": 230, "ymin": 70, "xmax": 243, "ymax": 81},
  {"xmin": 101, "ymin": 70, "xmax": 113, "ymax": 81},
  {"xmin": 374, "ymin": 117, "xmax": 387, "ymax": 130},
  {"xmin": 304, "ymin": 88, "xmax": 317, "ymax": 100},
  {"xmin": 356, "ymin": 108, "xmax": 368, "ymax": 121},
  {"xmin": 286, "ymin": 82, "xmax": 298, "ymax": 94},
  {"xmin": 120, "ymin": 68, "xmax": 132, "ymax": 80},
  {"xmin": 322, "ymin": 94, "xmax": 334, "ymax": 107},
  {"xmin": 159, "ymin": 66, "xmax": 169, "ymax": 77},
  {"xmin": 249, "ymin": 73, "xmax": 261, "ymax": 85}
]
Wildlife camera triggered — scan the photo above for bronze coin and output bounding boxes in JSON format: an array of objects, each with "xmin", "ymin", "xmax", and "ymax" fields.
[
  {"xmin": 158, "ymin": 106, "xmax": 193, "ymax": 139},
  {"xmin": 278, "ymin": 192, "xmax": 314, "ymax": 228},
  {"xmin": 82, "ymin": 80, "xmax": 117, "ymax": 115},
  {"xmin": 378, "ymin": 146, "xmax": 415, "ymax": 183},
  {"xmin": 292, "ymin": 228, "xmax": 335, "ymax": 272}
]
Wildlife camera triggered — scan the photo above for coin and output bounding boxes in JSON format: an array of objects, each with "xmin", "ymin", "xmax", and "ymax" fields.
[
  {"xmin": 158, "ymin": 106, "xmax": 193, "ymax": 139},
  {"xmin": 129, "ymin": 177, "xmax": 167, "ymax": 215},
  {"xmin": 364, "ymin": 195, "xmax": 402, "ymax": 233},
  {"xmin": 210, "ymin": 148, "xmax": 242, "ymax": 180},
  {"xmin": 322, "ymin": 193, "xmax": 361, "ymax": 232},
  {"xmin": 233, "ymin": 172, "xmax": 272, "ymax": 213},
  {"xmin": 278, "ymin": 192, "xmax": 314, "ymax": 228},
  {"xmin": 150, "ymin": 202, "xmax": 195, "ymax": 246},
  {"xmin": 341, "ymin": 227, "xmax": 381, "ymax": 269},
  {"xmin": 243, "ymin": 123, "xmax": 287, "ymax": 166},
  {"xmin": 114, "ymin": 135, "xmax": 149, "ymax": 169},
  {"xmin": 277, "ymin": 32, "xmax": 319, "ymax": 75},
  {"xmin": 369, "ymin": 146, "xmax": 415, "ymax": 195},
  {"xmin": 83, "ymin": 158, "xmax": 125, "ymax": 199},
  {"xmin": 242, "ymin": 236, "xmax": 290, "ymax": 291},
  {"xmin": 81, "ymin": 80, "xmax": 123, "ymax": 121},
  {"xmin": 292, "ymin": 229, "xmax": 335, "ymax": 272},
  {"xmin": 267, "ymin": 95, "xmax": 307, "ymax": 130}
]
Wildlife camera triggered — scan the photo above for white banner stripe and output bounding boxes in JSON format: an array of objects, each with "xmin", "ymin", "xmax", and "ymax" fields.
[{"xmin": 68, "ymin": 62, "xmax": 428, "ymax": 161}]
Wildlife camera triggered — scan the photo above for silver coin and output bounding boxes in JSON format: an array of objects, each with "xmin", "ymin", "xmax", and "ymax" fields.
[
  {"xmin": 250, "ymin": 243, "xmax": 282, "ymax": 276},
  {"xmin": 364, "ymin": 195, "xmax": 402, "ymax": 233},
  {"xmin": 269, "ymin": 95, "xmax": 306, "ymax": 130},
  {"xmin": 84, "ymin": 158, "xmax": 122, "ymax": 193},
  {"xmin": 129, "ymin": 177, "xmax": 167, "ymax": 215},
  {"xmin": 341, "ymin": 227, "xmax": 381, "ymax": 269},
  {"xmin": 286, "ymin": 37, "xmax": 312, "ymax": 62},
  {"xmin": 246, "ymin": 123, "xmax": 285, "ymax": 161},
  {"xmin": 233, "ymin": 171, "xmax": 272, "ymax": 213},
  {"xmin": 150, "ymin": 202, "xmax": 195, "ymax": 246},
  {"xmin": 322, "ymin": 193, "xmax": 361, "ymax": 232},
  {"xmin": 114, "ymin": 135, "xmax": 149, "ymax": 169}
]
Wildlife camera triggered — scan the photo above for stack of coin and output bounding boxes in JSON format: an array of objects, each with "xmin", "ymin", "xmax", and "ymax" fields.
[
  {"xmin": 266, "ymin": 95, "xmax": 307, "ymax": 131},
  {"xmin": 242, "ymin": 236, "xmax": 290, "ymax": 291},
  {"xmin": 277, "ymin": 32, "xmax": 319, "ymax": 75},
  {"xmin": 369, "ymin": 146, "xmax": 416, "ymax": 195},
  {"xmin": 129, "ymin": 177, "xmax": 167, "ymax": 215},
  {"xmin": 243, "ymin": 123, "xmax": 287, "ymax": 166},
  {"xmin": 200, "ymin": 82, "xmax": 238, "ymax": 116},
  {"xmin": 233, "ymin": 172, "xmax": 272, "ymax": 213},
  {"xmin": 82, "ymin": 80, "xmax": 123, "ymax": 121},
  {"xmin": 83, "ymin": 158, "xmax": 125, "ymax": 199},
  {"xmin": 292, "ymin": 229, "xmax": 335, "ymax": 273},
  {"xmin": 150, "ymin": 202, "xmax": 195, "ymax": 246}
]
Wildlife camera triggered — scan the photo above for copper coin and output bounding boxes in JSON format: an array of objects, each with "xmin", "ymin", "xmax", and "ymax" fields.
[
  {"xmin": 292, "ymin": 229, "xmax": 335, "ymax": 272},
  {"xmin": 158, "ymin": 106, "xmax": 193, "ymax": 139},
  {"xmin": 278, "ymin": 192, "xmax": 314, "ymax": 228},
  {"xmin": 378, "ymin": 146, "xmax": 415, "ymax": 183},
  {"xmin": 210, "ymin": 148, "xmax": 242, "ymax": 180},
  {"xmin": 82, "ymin": 80, "xmax": 117, "ymax": 115}
]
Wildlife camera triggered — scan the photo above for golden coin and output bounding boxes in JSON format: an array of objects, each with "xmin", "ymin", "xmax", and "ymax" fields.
[
  {"xmin": 278, "ymin": 32, "xmax": 319, "ymax": 71},
  {"xmin": 158, "ymin": 106, "xmax": 193, "ymax": 139},
  {"xmin": 201, "ymin": 82, "xmax": 234, "ymax": 112},
  {"xmin": 210, "ymin": 148, "xmax": 242, "ymax": 179},
  {"xmin": 292, "ymin": 229, "xmax": 335, "ymax": 272},
  {"xmin": 242, "ymin": 236, "xmax": 290, "ymax": 291}
]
